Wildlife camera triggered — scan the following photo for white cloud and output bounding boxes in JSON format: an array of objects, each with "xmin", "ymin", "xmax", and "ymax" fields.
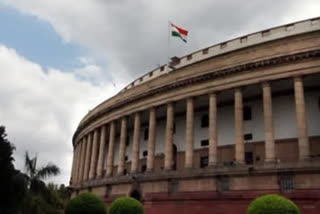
[
  {"xmin": 1, "ymin": 0, "xmax": 320, "ymax": 185},
  {"xmin": 4, "ymin": 0, "xmax": 320, "ymax": 85},
  {"xmin": 0, "ymin": 45, "xmax": 119, "ymax": 184}
]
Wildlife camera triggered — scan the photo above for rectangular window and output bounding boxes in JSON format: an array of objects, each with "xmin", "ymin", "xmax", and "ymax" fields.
[
  {"xmin": 280, "ymin": 174, "xmax": 294, "ymax": 191},
  {"xmin": 243, "ymin": 106, "xmax": 252, "ymax": 121},
  {"xmin": 244, "ymin": 133, "xmax": 253, "ymax": 141},
  {"xmin": 200, "ymin": 156, "xmax": 208, "ymax": 168},
  {"xmin": 126, "ymin": 136, "xmax": 130, "ymax": 146},
  {"xmin": 141, "ymin": 165, "xmax": 147, "ymax": 173},
  {"xmin": 187, "ymin": 54, "xmax": 192, "ymax": 60},
  {"xmin": 144, "ymin": 128, "xmax": 149, "ymax": 140},
  {"xmin": 201, "ymin": 139, "xmax": 209, "ymax": 147},
  {"xmin": 201, "ymin": 114, "xmax": 209, "ymax": 128},
  {"xmin": 125, "ymin": 156, "xmax": 128, "ymax": 161},
  {"xmin": 218, "ymin": 176, "xmax": 229, "ymax": 192},
  {"xmin": 245, "ymin": 152, "xmax": 253, "ymax": 165},
  {"xmin": 105, "ymin": 185, "xmax": 112, "ymax": 197},
  {"xmin": 169, "ymin": 180, "xmax": 179, "ymax": 194},
  {"xmin": 143, "ymin": 150, "xmax": 148, "ymax": 157}
]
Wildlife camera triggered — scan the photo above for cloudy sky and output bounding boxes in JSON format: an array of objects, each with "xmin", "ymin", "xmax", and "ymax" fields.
[{"xmin": 1, "ymin": 0, "xmax": 320, "ymax": 185}]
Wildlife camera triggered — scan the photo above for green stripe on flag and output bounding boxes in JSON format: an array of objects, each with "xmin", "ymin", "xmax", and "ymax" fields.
[{"xmin": 172, "ymin": 31, "xmax": 187, "ymax": 43}]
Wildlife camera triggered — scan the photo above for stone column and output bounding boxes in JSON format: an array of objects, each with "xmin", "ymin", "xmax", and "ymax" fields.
[
  {"xmin": 76, "ymin": 139, "xmax": 84, "ymax": 183},
  {"xmin": 70, "ymin": 144, "xmax": 77, "ymax": 184},
  {"xmin": 294, "ymin": 76, "xmax": 309, "ymax": 160},
  {"xmin": 79, "ymin": 137, "xmax": 87, "ymax": 182},
  {"xmin": 131, "ymin": 112, "xmax": 141, "ymax": 173},
  {"xmin": 106, "ymin": 121, "xmax": 115, "ymax": 177},
  {"xmin": 262, "ymin": 82, "xmax": 275, "ymax": 162},
  {"xmin": 117, "ymin": 117, "xmax": 127, "ymax": 175},
  {"xmin": 209, "ymin": 93, "xmax": 218, "ymax": 166},
  {"xmin": 234, "ymin": 88, "xmax": 244, "ymax": 164},
  {"xmin": 89, "ymin": 129, "xmax": 99, "ymax": 179},
  {"xmin": 147, "ymin": 107, "xmax": 156, "ymax": 172},
  {"xmin": 97, "ymin": 125, "xmax": 107, "ymax": 177},
  {"xmin": 73, "ymin": 143, "xmax": 80, "ymax": 184},
  {"xmin": 185, "ymin": 98, "xmax": 194, "ymax": 168},
  {"xmin": 164, "ymin": 102, "xmax": 174, "ymax": 170},
  {"xmin": 84, "ymin": 133, "xmax": 93, "ymax": 181}
]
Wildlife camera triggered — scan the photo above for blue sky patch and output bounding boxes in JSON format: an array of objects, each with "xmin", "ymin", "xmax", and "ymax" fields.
[{"xmin": 0, "ymin": 4, "xmax": 86, "ymax": 70}]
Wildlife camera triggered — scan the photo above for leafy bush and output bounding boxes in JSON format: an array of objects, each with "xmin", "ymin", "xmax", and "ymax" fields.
[
  {"xmin": 247, "ymin": 194, "xmax": 300, "ymax": 214},
  {"xmin": 65, "ymin": 192, "xmax": 106, "ymax": 214},
  {"xmin": 109, "ymin": 196, "xmax": 144, "ymax": 214}
]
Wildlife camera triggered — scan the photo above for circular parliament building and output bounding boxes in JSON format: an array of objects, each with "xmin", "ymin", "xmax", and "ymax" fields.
[{"xmin": 70, "ymin": 18, "xmax": 320, "ymax": 214}]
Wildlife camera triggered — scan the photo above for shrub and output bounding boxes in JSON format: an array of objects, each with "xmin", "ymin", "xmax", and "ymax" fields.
[
  {"xmin": 109, "ymin": 196, "xmax": 144, "ymax": 214},
  {"xmin": 65, "ymin": 192, "xmax": 106, "ymax": 214},
  {"xmin": 247, "ymin": 194, "xmax": 300, "ymax": 214}
]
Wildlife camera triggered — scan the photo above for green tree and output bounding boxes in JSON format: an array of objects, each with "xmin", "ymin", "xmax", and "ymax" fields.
[
  {"xmin": 109, "ymin": 197, "xmax": 144, "ymax": 214},
  {"xmin": 22, "ymin": 152, "xmax": 61, "ymax": 214},
  {"xmin": 247, "ymin": 194, "xmax": 300, "ymax": 214},
  {"xmin": 0, "ymin": 125, "xmax": 28, "ymax": 214},
  {"xmin": 65, "ymin": 192, "xmax": 107, "ymax": 214}
]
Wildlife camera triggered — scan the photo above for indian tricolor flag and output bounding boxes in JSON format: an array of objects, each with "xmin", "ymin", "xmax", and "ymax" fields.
[{"xmin": 171, "ymin": 23, "xmax": 188, "ymax": 43}]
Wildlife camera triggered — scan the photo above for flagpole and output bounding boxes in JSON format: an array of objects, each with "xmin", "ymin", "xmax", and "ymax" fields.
[{"xmin": 167, "ymin": 20, "xmax": 171, "ymax": 73}]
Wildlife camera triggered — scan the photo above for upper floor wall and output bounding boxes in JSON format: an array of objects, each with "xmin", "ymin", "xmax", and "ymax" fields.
[{"xmin": 73, "ymin": 17, "xmax": 320, "ymax": 145}]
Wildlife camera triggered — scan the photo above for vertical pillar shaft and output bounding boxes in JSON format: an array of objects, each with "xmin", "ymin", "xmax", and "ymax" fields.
[
  {"xmin": 147, "ymin": 107, "xmax": 156, "ymax": 172},
  {"xmin": 79, "ymin": 137, "xmax": 87, "ymax": 182},
  {"xmin": 117, "ymin": 117, "xmax": 127, "ymax": 175},
  {"xmin": 234, "ymin": 88, "xmax": 244, "ymax": 163},
  {"xmin": 76, "ymin": 139, "xmax": 84, "ymax": 183},
  {"xmin": 209, "ymin": 93, "xmax": 218, "ymax": 166},
  {"xmin": 74, "ymin": 143, "xmax": 80, "ymax": 184},
  {"xmin": 185, "ymin": 98, "xmax": 194, "ymax": 168},
  {"xmin": 70, "ymin": 144, "xmax": 77, "ymax": 184},
  {"xmin": 84, "ymin": 133, "xmax": 92, "ymax": 181},
  {"xmin": 97, "ymin": 125, "xmax": 107, "ymax": 177},
  {"xmin": 262, "ymin": 82, "xmax": 275, "ymax": 162},
  {"xmin": 131, "ymin": 113, "xmax": 141, "ymax": 173},
  {"xmin": 89, "ymin": 129, "xmax": 99, "ymax": 179},
  {"xmin": 164, "ymin": 102, "xmax": 174, "ymax": 170},
  {"xmin": 106, "ymin": 121, "xmax": 115, "ymax": 177},
  {"xmin": 294, "ymin": 76, "xmax": 309, "ymax": 160}
]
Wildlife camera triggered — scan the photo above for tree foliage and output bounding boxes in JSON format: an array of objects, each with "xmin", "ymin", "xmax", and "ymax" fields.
[
  {"xmin": 247, "ymin": 194, "xmax": 300, "ymax": 214},
  {"xmin": 21, "ymin": 152, "xmax": 61, "ymax": 214},
  {"xmin": 109, "ymin": 196, "xmax": 144, "ymax": 214},
  {"xmin": 0, "ymin": 126, "xmax": 28, "ymax": 213},
  {"xmin": 0, "ymin": 125, "xmax": 65, "ymax": 214},
  {"xmin": 65, "ymin": 192, "xmax": 107, "ymax": 214}
]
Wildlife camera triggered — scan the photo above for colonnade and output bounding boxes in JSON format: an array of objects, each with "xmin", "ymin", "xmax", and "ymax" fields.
[{"xmin": 71, "ymin": 76, "xmax": 310, "ymax": 185}]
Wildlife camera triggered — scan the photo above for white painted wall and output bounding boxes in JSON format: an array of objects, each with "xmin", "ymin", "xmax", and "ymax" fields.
[{"xmin": 112, "ymin": 91, "xmax": 320, "ymax": 163}]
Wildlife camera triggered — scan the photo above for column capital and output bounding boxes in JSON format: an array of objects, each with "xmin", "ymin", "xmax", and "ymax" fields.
[
  {"xmin": 209, "ymin": 91, "xmax": 219, "ymax": 96},
  {"xmin": 262, "ymin": 81, "xmax": 271, "ymax": 88}
]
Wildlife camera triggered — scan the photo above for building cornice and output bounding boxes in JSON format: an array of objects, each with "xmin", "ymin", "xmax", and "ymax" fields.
[{"xmin": 73, "ymin": 48, "xmax": 320, "ymax": 143}]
